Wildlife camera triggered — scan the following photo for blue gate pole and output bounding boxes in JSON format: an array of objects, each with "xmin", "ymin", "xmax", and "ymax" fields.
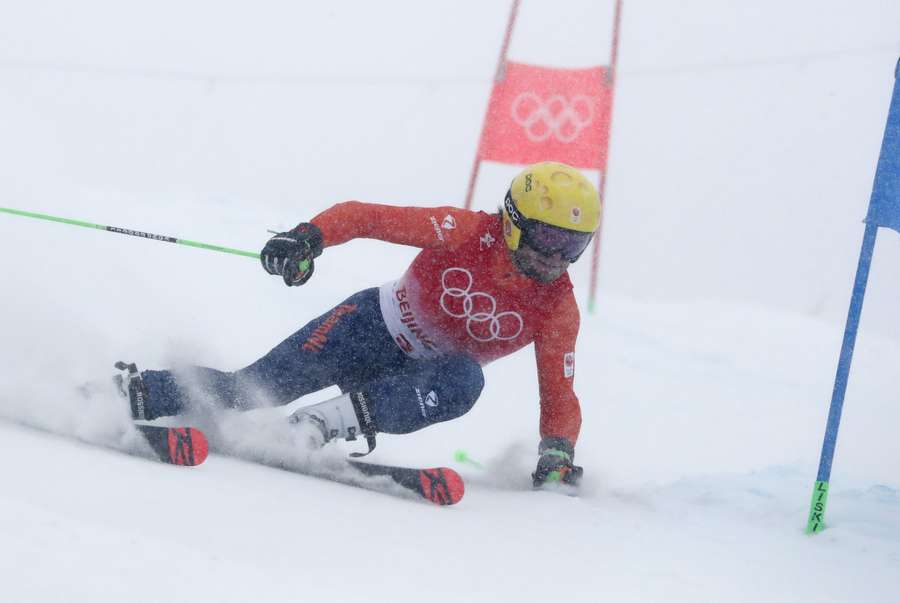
[
  {"xmin": 806, "ymin": 222, "xmax": 879, "ymax": 533},
  {"xmin": 807, "ymin": 57, "xmax": 900, "ymax": 534},
  {"xmin": 806, "ymin": 223, "xmax": 879, "ymax": 533}
]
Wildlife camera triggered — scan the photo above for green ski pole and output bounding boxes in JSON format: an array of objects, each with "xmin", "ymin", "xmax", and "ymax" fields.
[
  {"xmin": 453, "ymin": 449, "xmax": 484, "ymax": 470},
  {"xmin": 0, "ymin": 206, "xmax": 310, "ymax": 271}
]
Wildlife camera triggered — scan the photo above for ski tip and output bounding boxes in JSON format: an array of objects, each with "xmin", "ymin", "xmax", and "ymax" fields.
[
  {"xmin": 443, "ymin": 468, "xmax": 465, "ymax": 505},
  {"xmin": 189, "ymin": 429, "xmax": 210, "ymax": 465},
  {"xmin": 419, "ymin": 467, "xmax": 465, "ymax": 506}
]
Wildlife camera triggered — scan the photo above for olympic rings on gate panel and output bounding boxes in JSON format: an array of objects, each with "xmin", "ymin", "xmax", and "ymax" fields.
[
  {"xmin": 510, "ymin": 92, "xmax": 595, "ymax": 143},
  {"xmin": 440, "ymin": 268, "xmax": 524, "ymax": 342}
]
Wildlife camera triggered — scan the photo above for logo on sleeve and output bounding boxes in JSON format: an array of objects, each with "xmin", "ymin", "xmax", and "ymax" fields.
[
  {"xmin": 441, "ymin": 215, "xmax": 457, "ymax": 230},
  {"xmin": 563, "ymin": 352, "xmax": 575, "ymax": 378},
  {"xmin": 429, "ymin": 216, "xmax": 445, "ymax": 242}
]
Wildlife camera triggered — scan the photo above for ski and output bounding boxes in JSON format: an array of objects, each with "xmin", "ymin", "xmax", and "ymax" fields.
[
  {"xmin": 259, "ymin": 456, "xmax": 465, "ymax": 505},
  {"xmin": 0, "ymin": 417, "xmax": 208, "ymax": 468},
  {"xmin": 345, "ymin": 459, "xmax": 465, "ymax": 505},
  {"xmin": 135, "ymin": 424, "xmax": 209, "ymax": 466}
]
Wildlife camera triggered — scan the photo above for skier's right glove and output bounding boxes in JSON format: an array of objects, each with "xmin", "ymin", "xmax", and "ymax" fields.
[
  {"xmin": 261, "ymin": 223, "xmax": 324, "ymax": 286},
  {"xmin": 532, "ymin": 436, "xmax": 583, "ymax": 488}
]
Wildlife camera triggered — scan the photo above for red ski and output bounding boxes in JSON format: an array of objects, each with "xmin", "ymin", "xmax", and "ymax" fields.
[
  {"xmin": 347, "ymin": 460, "xmax": 465, "ymax": 506},
  {"xmin": 247, "ymin": 455, "xmax": 465, "ymax": 506}
]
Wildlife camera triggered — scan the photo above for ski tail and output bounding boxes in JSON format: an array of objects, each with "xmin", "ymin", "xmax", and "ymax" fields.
[{"xmin": 136, "ymin": 425, "xmax": 209, "ymax": 466}]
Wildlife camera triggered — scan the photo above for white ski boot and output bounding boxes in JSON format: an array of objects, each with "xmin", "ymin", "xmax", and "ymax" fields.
[{"xmin": 288, "ymin": 392, "xmax": 378, "ymax": 456}]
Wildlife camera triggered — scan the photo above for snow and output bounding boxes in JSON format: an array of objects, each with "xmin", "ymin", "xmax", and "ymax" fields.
[{"xmin": 1, "ymin": 1, "xmax": 900, "ymax": 601}]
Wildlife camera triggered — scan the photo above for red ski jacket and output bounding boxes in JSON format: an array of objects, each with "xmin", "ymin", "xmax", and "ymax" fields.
[{"xmin": 312, "ymin": 202, "xmax": 583, "ymax": 445}]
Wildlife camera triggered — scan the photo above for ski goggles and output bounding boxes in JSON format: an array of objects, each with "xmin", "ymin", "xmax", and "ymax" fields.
[{"xmin": 505, "ymin": 191, "xmax": 594, "ymax": 262}]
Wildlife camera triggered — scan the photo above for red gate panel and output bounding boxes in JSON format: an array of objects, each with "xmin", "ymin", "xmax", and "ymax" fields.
[{"xmin": 477, "ymin": 62, "xmax": 612, "ymax": 170}]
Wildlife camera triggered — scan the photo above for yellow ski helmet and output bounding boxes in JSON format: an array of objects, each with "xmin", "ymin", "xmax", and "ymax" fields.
[{"xmin": 502, "ymin": 162, "xmax": 601, "ymax": 262}]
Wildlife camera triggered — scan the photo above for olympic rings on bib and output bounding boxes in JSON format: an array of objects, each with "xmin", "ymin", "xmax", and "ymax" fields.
[{"xmin": 440, "ymin": 268, "xmax": 524, "ymax": 342}]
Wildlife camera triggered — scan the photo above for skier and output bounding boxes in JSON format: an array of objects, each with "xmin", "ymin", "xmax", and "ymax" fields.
[{"xmin": 117, "ymin": 161, "xmax": 600, "ymax": 487}]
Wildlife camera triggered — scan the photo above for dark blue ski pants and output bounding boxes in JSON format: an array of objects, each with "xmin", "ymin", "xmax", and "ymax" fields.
[{"xmin": 140, "ymin": 288, "xmax": 485, "ymax": 434}]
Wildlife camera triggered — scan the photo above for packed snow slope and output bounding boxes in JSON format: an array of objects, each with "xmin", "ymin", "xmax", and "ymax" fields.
[{"xmin": 1, "ymin": 1, "xmax": 899, "ymax": 602}]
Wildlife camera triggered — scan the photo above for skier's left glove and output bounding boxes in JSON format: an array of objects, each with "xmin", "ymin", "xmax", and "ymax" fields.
[
  {"xmin": 532, "ymin": 437, "xmax": 583, "ymax": 488},
  {"xmin": 261, "ymin": 223, "xmax": 324, "ymax": 286}
]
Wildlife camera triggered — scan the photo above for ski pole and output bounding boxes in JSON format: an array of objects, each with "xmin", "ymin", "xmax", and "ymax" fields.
[
  {"xmin": 0, "ymin": 206, "xmax": 311, "ymax": 271},
  {"xmin": 0, "ymin": 206, "xmax": 261, "ymax": 258},
  {"xmin": 453, "ymin": 449, "xmax": 485, "ymax": 470}
]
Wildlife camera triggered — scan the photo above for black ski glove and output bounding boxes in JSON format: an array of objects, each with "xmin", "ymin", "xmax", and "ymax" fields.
[
  {"xmin": 532, "ymin": 436, "xmax": 583, "ymax": 488},
  {"xmin": 261, "ymin": 223, "xmax": 324, "ymax": 286}
]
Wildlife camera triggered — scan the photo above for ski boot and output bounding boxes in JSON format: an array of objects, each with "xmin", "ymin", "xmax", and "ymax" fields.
[
  {"xmin": 113, "ymin": 361, "xmax": 150, "ymax": 421},
  {"xmin": 288, "ymin": 392, "xmax": 378, "ymax": 457}
]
